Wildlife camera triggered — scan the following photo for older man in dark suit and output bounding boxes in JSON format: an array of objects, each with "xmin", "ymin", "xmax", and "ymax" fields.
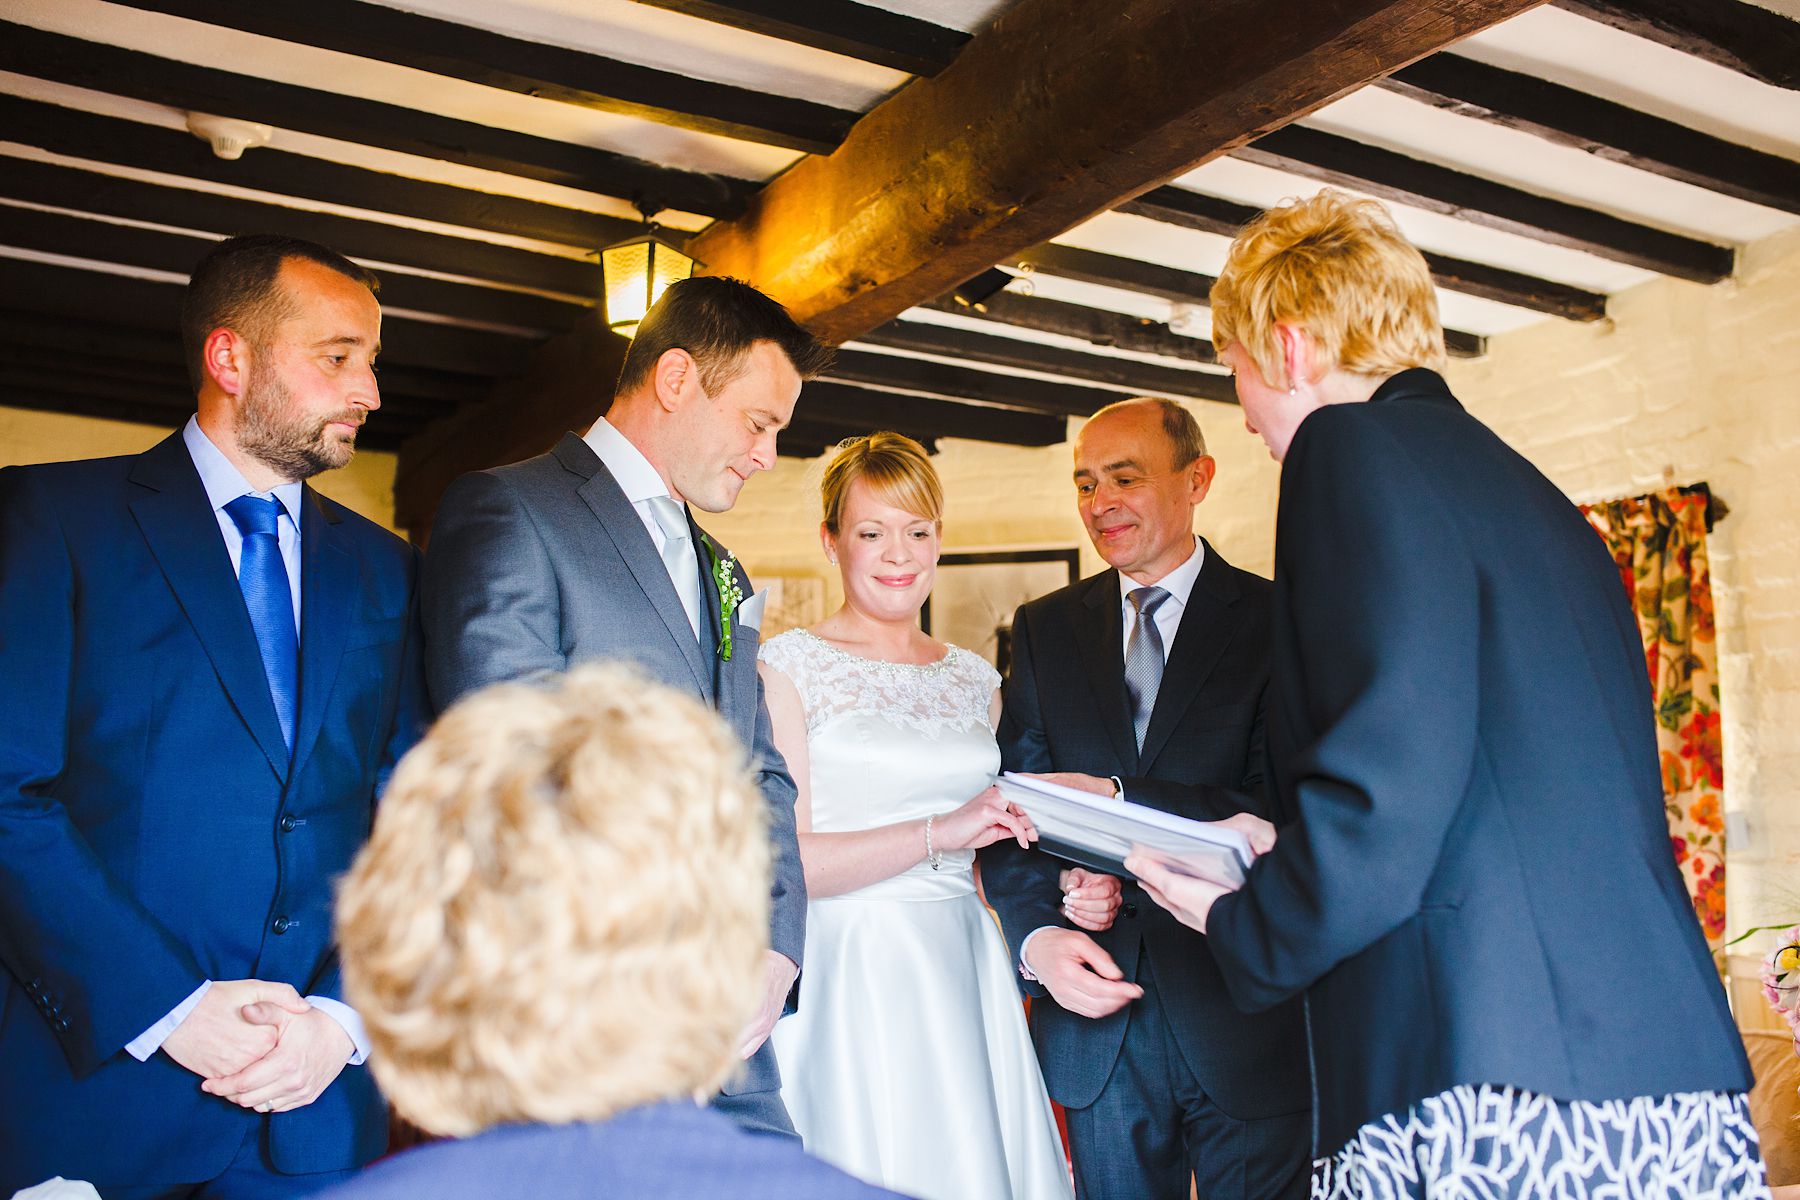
[
  {"xmin": 983, "ymin": 398, "xmax": 1310, "ymax": 1200},
  {"xmin": 0, "ymin": 235, "xmax": 427, "ymax": 1197},
  {"xmin": 422, "ymin": 276, "xmax": 832, "ymax": 1138}
]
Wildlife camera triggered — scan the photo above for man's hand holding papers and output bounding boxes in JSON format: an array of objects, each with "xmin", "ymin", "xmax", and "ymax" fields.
[{"xmin": 1127, "ymin": 813, "xmax": 1278, "ymax": 936}]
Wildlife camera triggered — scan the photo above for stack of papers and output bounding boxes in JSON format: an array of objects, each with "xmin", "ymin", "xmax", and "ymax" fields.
[{"xmin": 995, "ymin": 772, "xmax": 1252, "ymax": 887}]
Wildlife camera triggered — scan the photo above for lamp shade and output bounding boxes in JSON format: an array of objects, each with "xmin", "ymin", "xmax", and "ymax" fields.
[{"xmin": 600, "ymin": 233, "xmax": 696, "ymax": 338}]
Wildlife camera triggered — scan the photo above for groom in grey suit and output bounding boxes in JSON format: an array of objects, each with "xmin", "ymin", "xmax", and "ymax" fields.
[{"xmin": 422, "ymin": 276, "xmax": 834, "ymax": 1138}]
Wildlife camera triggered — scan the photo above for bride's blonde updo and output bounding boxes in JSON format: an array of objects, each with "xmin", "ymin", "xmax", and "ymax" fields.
[{"xmin": 820, "ymin": 431, "xmax": 944, "ymax": 533}]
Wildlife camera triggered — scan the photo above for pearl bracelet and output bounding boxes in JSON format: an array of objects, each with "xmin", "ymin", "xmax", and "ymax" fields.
[{"xmin": 924, "ymin": 814, "xmax": 943, "ymax": 871}]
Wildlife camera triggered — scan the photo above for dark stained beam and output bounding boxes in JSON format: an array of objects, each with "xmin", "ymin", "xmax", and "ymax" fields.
[
  {"xmin": 1554, "ymin": 0, "xmax": 1800, "ymax": 91},
  {"xmin": 0, "ymin": 95, "xmax": 642, "ymax": 250},
  {"xmin": 1382, "ymin": 53, "xmax": 1800, "ymax": 217},
  {"xmin": 1235, "ymin": 125, "xmax": 1733, "ymax": 282},
  {"xmin": 0, "ymin": 257, "xmax": 538, "ymax": 379},
  {"xmin": 686, "ymin": 0, "xmax": 1545, "ymax": 343},
  {"xmin": 0, "ymin": 158, "xmax": 598, "ymax": 298},
  {"xmin": 635, "ymin": 0, "xmax": 970, "ymax": 76},
  {"xmin": 0, "ymin": 205, "xmax": 587, "ymax": 334},
  {"xmin": 1008, "ymin": 241, "xmax": 1488, "ymax": 355},
  {"xmin": 796, "ymin": 382, "xmax": 1066, "ymax": 446},
  {"xmin": 1010, "ymin": 244, "xmax": 1215, "ymax": 305},
  {"xmin": 108, "ymin": 0, "xmax": 857, "ymax": 153},
  {"xmin": 826, "ymin": 348, "xmax": 1125, "ymax": 418},
  {"xmin": 0, "ymin": 21, "xmax": 754, "ymax": 217},
  {"xmin": 1120, "ymin": 185, "xmax": 1610, "ymax": 321},
  {"xmin": 0, "ymin": 313, "xmax": 492, "ymax": 408},
  {"xmin": 856, "ymin": 320, "xmax": 1240, "ymax": 404},
  {"xmin": 923, "ymin": 293, "xmax": 1217, "ymax": 363}
]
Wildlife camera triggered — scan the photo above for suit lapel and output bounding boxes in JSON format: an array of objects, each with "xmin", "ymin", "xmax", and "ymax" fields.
[
  {"xmin": 1072, "ymin": 571, "xmax": 1139, "ymax": 772},
  {"xmin": 559, "ymin": 435, "xmax": 711, "ymax": 697},
  {"xmin": 128, "ymin": 433, "xmax": 289, "ymax": 781},
  {"xmin": 692, "ymin": 519, "xmax": 726, "ymax": 708},
  {"xmin": 288, "ymin": 486, "xmax": 350, "ymax": 783},
  {"xmin": 1138, "ymin": 541, "xmax": 1242, "ymax": 771}
]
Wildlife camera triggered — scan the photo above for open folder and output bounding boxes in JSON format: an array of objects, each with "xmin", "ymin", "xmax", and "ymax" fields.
[{"xmin": 995, "ymin": 772, "xmax": 1253, "ymax": 888}]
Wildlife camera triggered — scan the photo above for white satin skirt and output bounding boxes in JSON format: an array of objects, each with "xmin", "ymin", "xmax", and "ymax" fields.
[{"xmin": 772, "ymin": 868, "xmax": 1074, "ymax": 1200}]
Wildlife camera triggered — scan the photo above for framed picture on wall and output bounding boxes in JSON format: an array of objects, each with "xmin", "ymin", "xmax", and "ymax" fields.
[{"xmin": 922, "ymin": 549, "xmax": 1081, "ymax": 676}]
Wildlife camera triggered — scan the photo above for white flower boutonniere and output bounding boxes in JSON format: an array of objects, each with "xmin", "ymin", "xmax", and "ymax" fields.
[{"xmin": 702, "ymin": 536, "xmax": 743, "ymax": 660}]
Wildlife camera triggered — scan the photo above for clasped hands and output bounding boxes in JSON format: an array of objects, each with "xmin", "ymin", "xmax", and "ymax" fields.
[{"xmin": 160, "ymin": 979, "xmax": 353, "ymax": 1114}]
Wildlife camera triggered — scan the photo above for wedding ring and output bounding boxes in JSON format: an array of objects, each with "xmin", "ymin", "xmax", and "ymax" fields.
[{"xmin": 257, "ymin": 1102, "xmax": 271, "ymax": 1113}]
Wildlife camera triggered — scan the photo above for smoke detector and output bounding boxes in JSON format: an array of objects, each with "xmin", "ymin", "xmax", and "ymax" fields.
[{"xmin": 185, "ymin": 113, "xmax": 274, "ymax": 161}]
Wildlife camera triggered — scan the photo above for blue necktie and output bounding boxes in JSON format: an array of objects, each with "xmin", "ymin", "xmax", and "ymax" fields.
[{"xmin": 225, "ymin": 494, "xmax": 298, "ymax": 754}]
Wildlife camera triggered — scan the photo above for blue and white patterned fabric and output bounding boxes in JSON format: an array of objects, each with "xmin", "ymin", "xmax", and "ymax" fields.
[{"xmin": 1314, "ymin": 1084, "xmax": 1768, "ymax": 1200}]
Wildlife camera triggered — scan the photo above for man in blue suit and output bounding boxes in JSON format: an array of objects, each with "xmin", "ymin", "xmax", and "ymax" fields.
[{"xmin": 0, "ymin": 235, "xmax": 428, "ymax": 1197}]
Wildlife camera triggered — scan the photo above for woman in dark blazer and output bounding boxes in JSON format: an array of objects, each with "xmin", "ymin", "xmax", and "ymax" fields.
[{"xmin": 1129, "ymin": 190, "xmax": 1764, "ymax": 1199}]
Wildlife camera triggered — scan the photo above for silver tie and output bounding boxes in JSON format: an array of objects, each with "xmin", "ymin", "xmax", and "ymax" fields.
[
  {"xmin": 646, "ymin": 495, "xmax": 703, "ymax": 641},
  {"xmin": 1124, "ymin": 586, "xmax": 1171, "ymax": 751}
]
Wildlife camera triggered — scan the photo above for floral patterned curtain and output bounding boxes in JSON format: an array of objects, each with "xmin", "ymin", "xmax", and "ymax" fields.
[{"xmin": 1579, "ymin": 485, "xmax": 1725, "ymax": 949}]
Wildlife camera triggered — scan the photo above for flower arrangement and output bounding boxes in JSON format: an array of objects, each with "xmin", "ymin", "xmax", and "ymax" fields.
[{"xmin": 1761, "ymin": 926, "xmax": 1800, "ymax": 1054}]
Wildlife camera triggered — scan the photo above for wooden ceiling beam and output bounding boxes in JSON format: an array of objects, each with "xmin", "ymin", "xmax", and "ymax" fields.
[
  {"xmin": 855, "ymin": 321, "xmax": 1239, "ymax": 405},
  {"xmin": 1554, "ymin": 0, "xmax": 1800, "ymax": 91},
  {"xmin": 684, "ymin": 0, "xmax": 1545, "ymax": 345},
  {"xmin": 1382, "ymin": 53, "xmax": 1800, "ymax": 216},
  {"xmin": 0, "ymin": 205, "xmax": 586, "ymax": 335},
  {"xmin": 1120, "ymin": 184, "xmax": 1610, "ymax": 320},
  {"xmin": 108, "ymin": 0, "xmax": 857, "ymax": 153},
  {"xmin": 1235, "ymin": 125, "xmax": 1733, "ymax": 281},
  {"xmin": 0, "ymin": 158, "xmax": 598, "ymax": 298},
  {"xmin": 0, "ymin": 257, "xmax": 536, "ymax": 378},
  {"xmin": 922, "ymin": 293, "xmax": 1217, "ymax": 363},
  {"xmin": 635, "ymin": 1, "xmax": 970, "ymax": 77},
  {"xmin": 0, "ymin": 95, "xmax": 640, "ymax": 250},
  {"xmin": 795, "ymin": 382, "xmax": 1066, "ymax": 446},
  {"xmin": 0, "ymin": 21, "xmax": 754, "ymax": 218},
  {"xmin": 826, "ymin": 348, "xmax": 1124, "ymax": 418}
]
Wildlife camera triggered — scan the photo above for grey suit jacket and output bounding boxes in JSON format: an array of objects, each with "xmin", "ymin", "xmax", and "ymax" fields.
[{"xmin": 421, "ymin": 433, "xmax": 805, "ymax": 1097}]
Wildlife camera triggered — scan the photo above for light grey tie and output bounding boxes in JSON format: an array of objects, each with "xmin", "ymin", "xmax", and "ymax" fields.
[
  {"xmin": 646, "ymin": 495, "xmax": 703, "ymax": 641},
  {"xmin": 1124, "ymin": 586, "xmax": 1171, "ymax": 751}
]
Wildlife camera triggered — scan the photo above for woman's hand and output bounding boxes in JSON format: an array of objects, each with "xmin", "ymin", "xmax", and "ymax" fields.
[
  {"xmin": 934, "ymin": 785, "xmax": 1038, "ymax": 852},
  {"xmin": 1059, "ymin": 867, "xmax": 1122, "ymax": 932}
]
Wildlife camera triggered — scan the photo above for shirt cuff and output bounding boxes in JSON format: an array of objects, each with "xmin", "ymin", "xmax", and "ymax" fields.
[
  {"xmin": 306, "ymin": 995, "xmax": 371, "ymax": 1066},
  {"xmin": 1019, "ymin": 926, "xmax": 1059, "ymax": 982},
  {"xmin": 127, "ymin": 980, "xmax": 212, "ymax": 1062}
]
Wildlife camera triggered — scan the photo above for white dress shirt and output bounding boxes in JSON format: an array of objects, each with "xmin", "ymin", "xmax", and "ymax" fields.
[
  {"xmin": 1021, "ymin": 536, "xmax": 1205, "ymax": 979},
  {"xmin": 125, "ymin": 419, "xmax": 369, "ymax": 1067},
  {"xmin": 583, "ymin": 416, "xmax": 703, "ymax": 637}
]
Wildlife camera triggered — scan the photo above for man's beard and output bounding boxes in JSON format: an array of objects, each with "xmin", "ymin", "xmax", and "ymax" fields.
[{"xmin": 237, "ymin": 359, "xmax": 361, "ymax": 482}]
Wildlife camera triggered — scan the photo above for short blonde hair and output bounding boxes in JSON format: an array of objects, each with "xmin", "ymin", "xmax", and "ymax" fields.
[
  {"xmin": 335, "ymin": 664, "xmax": 769, "ymax": 1137},
  {"xmin": 820, "ymin": 431, "xmax": 943, "ymax": 533},
  {"xmin": 1210, "ymin": 189, "xmax": 1446, "ymax": 388}
]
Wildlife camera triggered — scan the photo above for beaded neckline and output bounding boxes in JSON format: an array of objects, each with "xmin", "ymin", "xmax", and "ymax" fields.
[{"xmin": 791, "ymin": 627, "xmax": 958, "ymax": 673}]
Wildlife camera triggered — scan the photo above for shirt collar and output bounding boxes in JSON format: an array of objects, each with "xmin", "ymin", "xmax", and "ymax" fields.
[
  {"xmin": 583, "ymin": 415, "xmax": 673, "ymax": 507},
  {"xmin": 1119, "ymin": 535, "xmax": 1205, "ymax": 610},
  {"xmin": 182, "ymin": 416, "xmax": 305, "ymax": 529}
]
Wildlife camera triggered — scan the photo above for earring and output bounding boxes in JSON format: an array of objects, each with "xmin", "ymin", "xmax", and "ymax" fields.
[{"xmin": 1288, "ymin": 386, "xmax": 1298, "ymax": 396}]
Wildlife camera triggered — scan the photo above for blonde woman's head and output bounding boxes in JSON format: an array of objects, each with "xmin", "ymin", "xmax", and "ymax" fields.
[
  {"xmin": 334, "ymin": 663, "xmax": 769, "ymax": 1137},
  {"xmin": 818, "ymin": 432, "xmax": 945, "ymax": 624}
]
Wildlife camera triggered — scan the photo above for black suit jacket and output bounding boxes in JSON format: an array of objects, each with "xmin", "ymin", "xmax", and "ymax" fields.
[
  {"xmin": 982, "ymin": 542, "xmax": 1309, "ymax": 1120},
  {"xmin": 1207, "ymin": 369, "xmax": 1751, "ymax": 1155}
]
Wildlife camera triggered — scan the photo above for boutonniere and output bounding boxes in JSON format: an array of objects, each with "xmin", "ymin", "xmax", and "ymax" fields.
[{"xmin": 701, "ymin": 536, "xmax": 743, "ymax": 660}]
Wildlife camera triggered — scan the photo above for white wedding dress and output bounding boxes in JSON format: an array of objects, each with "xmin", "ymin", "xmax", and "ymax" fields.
[{"xmin": 762, "ymin": 629, "xmax": 1073, "ymax": 1200}]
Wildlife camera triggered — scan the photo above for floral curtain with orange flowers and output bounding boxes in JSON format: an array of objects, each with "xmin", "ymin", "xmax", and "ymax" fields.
[{"xmin": 1580, "ymin": 485, "xmax": 1725, "ymax": 949}]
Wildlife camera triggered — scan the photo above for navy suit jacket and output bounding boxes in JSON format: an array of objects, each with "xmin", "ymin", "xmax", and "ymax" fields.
[
  {"xmin": 0, "ymin": 432, "xmax": 428, "ymax": 1191},
  {"xmin": 312, "ymin": 1102, "xmax": 907, "ymax": 1200},
  {"xmin": 982, "ymin": 544, "xmax": 1309, "ymax": 1120},
  {"xmin": 1207, "ymin": 369, "xmax": 1751, "ymax": 1155}
]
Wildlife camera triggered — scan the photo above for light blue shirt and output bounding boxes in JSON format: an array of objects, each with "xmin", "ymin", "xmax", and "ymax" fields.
[{"xmin": 125, "ymin": 419, "xmax": 369, "ymax": 1068}]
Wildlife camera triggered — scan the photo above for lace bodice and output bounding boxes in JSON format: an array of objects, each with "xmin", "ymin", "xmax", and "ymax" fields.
[
  {"xmin": 760, "ymin": 630, "xmax": 1002, "ymax": 888},
  {"xmin": 759, "ymin": 629, "xmax": 1000, "ymax": 741}
]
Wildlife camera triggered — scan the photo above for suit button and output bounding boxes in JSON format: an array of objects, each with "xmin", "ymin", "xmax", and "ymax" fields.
[
  {"xmin": 272, "ymin": 916, "xmax": 293, "ymax": 935},
  {"xmin": 54, "ymin": 1017, "xmax": 70, "ymax": 1033},
  {"xmin": 1122, "ymin": 903, "xmax": 1139, "ymax": 919},
  {"xmin": 279, "ymin": 815, "xmax": 298, "ymax": 833}
]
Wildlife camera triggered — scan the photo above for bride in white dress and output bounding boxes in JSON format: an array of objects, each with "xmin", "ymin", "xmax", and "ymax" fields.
[{"xmin": 759, "ymin": 433, "xmax": 1076, "ymax": 1200}]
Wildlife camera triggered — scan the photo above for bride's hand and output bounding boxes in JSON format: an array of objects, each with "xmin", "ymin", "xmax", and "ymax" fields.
[{"xmin": 934, "ymin": 786, "xmax": 1038, "ymax": 852}]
